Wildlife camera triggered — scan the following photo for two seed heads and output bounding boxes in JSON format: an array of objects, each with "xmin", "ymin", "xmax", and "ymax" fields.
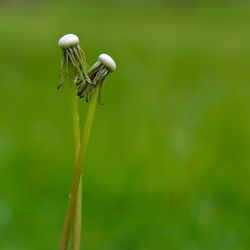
[{"xmin": 58, "ymin": 34, "xmax": 116, "ymax": 104}]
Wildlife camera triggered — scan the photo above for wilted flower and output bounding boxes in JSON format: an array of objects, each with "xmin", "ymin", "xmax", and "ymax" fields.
[
  {"xmin": 57, "ymin": 34, "xmax": 90, "ymax": 89},
  {"xmin": 77, "ymin": 53, "xmax": 116, "ymax": 104}
]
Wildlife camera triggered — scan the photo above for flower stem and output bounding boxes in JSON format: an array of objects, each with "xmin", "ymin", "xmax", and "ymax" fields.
[
  {"xmin": 71, "ymin": 80, "xmax": 82, "ymax": 250},
  {"xmin": 60, "ymin": 70, "xmax": 80, "ymax": 250},
  {"xmin": 72, "ymin": 177, "xmax": 82, "ymax": 250},
  {"xmin": 60, "ymin": 83, "xmax": 100, "ymax": 250}
]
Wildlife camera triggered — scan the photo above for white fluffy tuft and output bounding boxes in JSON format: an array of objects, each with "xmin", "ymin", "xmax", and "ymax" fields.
[
  {"xmin": 98, "ymin": 54, "xmax": 116, "ymax": 72},
  {"xmin": 58, "ymin": 34, "xmax": 79, "ymax": 49}
]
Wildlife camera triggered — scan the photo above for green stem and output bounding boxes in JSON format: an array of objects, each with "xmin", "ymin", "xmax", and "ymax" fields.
[
  {"xmin": 60, "ymin": 71, "xmax": 81, "ymax": 250},
  {"xmin": 73, "ymin": 177, "xmax": 82, "ymax": 250},
  {"xmin": 71, "ymin": 83, "xmax": 82, "ymax": 250},
  {"xmin": 60, "ymin": 84, "xmax": 100, "ymax": 250}
]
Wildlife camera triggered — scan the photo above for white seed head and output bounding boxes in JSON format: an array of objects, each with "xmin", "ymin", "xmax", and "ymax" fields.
[
  {"xmin": 98, "ymin": 53, "xmax": 116, "ymax": 72},
  {"xmin": 58, "ymin": 34, "xmax": 79, "ymax": 49}
]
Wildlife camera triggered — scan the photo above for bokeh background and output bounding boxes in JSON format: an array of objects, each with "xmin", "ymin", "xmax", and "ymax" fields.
[{"xmin": 0, "ymin": 1, "xmax": 250, "ymax": 250}]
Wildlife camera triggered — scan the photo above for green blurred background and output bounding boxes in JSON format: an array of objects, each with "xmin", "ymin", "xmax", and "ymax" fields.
[{"xmin": 0, "ymin": 1, "xmax": 250, "ymax": 250}]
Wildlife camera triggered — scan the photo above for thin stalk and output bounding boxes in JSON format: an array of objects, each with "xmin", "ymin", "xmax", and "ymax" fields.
[
  {"xmin": 71, "ymin": 80, "xmax": 82, "ymax": 250},
  {"xmin": 72, "ymin": 177, "xmax": 82, "ymax": 250},
  {"xmin": 60, "ymin": 69, "xmax": 80, "ymax": 250},
  {"xmin": 60, "ymin": 84, "xmax": 100, "ymax": 250}
]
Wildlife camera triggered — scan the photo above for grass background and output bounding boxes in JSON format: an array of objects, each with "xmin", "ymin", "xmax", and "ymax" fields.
[{"xmin": 0, "ymin": 1, "xmax": 250, "ymax": 250}]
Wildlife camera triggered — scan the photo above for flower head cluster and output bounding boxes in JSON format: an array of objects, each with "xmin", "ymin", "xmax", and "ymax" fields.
[{"xmin": 58, "ymin": 33, "xmax": 116, "ymax": 104}]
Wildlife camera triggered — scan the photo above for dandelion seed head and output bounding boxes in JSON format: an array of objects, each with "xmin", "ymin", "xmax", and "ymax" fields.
[
  {"xmin": 98, "ymin": 54, "xmax": 116, "ymax": 72},
  {"xmin": 58, "ymin": 34, "xmax": 79, "ymax": 49}
]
